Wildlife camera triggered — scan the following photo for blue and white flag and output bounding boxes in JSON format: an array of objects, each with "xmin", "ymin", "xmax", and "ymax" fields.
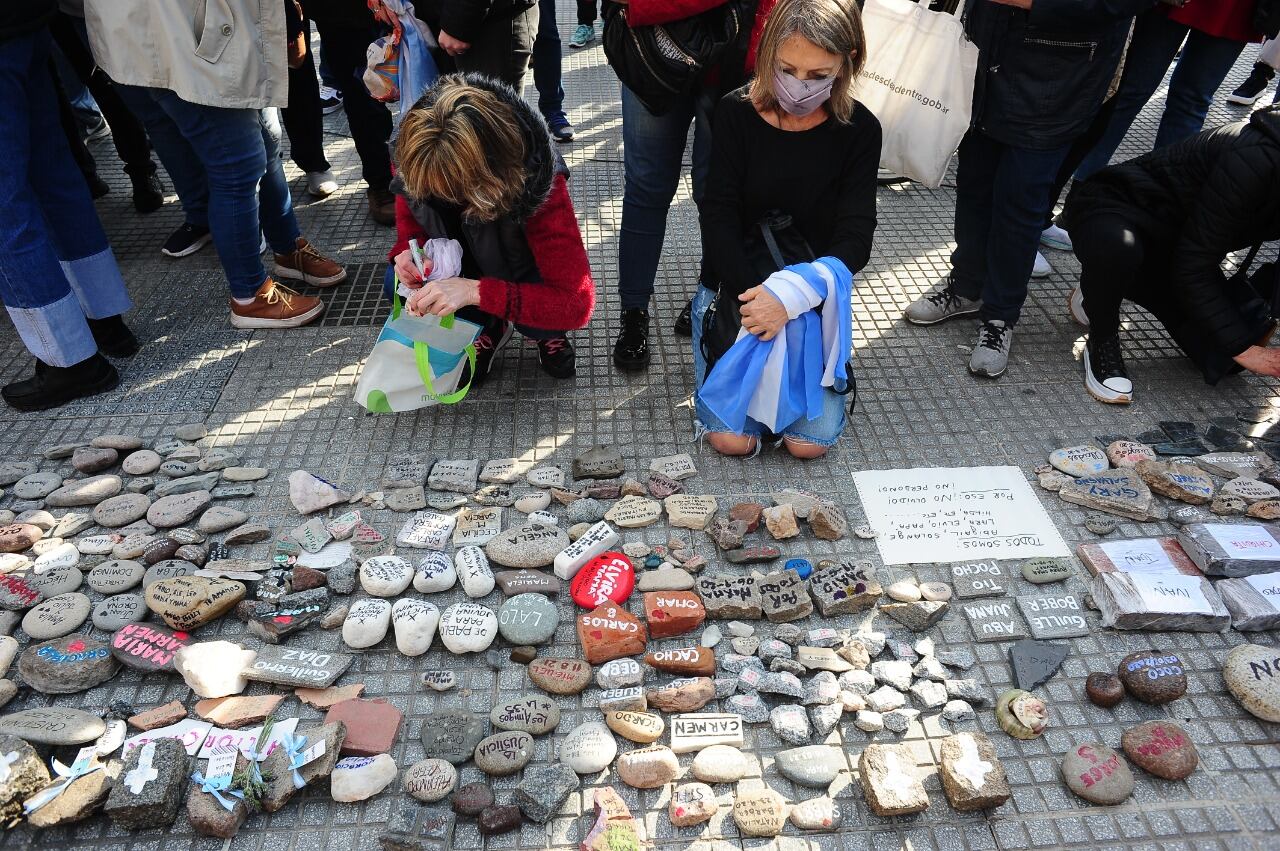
[{"xmin": 699, "ymin": 256, "xmax": 853, "ymax": 433}]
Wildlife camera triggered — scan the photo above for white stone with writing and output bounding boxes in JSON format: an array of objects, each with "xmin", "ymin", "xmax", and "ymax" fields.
[
  {"xmin": 669, "ymin": 713, "xmax": 743, "ymax": 754},
  {"xmin": 553, "ymin": 521, "xmax": 620, "ymax": 580},
  {"xmin": 395, "ymin": 512, "xmax": 456, "ymax": 550},
  {"xmin": 455, "ymin": 546, "xmax": 495, "ymax": 598}
]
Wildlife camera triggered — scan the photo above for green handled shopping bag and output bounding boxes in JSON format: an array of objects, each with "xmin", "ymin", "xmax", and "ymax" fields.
[{"xmin": 354, "ymin": 281, "xmax": 483, "ymax": 412}]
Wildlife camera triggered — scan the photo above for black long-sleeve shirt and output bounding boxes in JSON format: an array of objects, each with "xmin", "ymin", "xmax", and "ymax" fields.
[{"xmin": 699, "ymin": 88, "xmax": 881, "ymax": 299}]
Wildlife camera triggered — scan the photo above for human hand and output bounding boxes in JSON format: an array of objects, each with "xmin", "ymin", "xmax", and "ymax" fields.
[
  {"xmin": 738, "ymin": 286, "xmax": 788, "ymax": 341},
  {"xmin": 393, "ymin": 249, "xmax": 433, "ymax": 289},
  {"xmin": 406, "ymin": 277, "xmax": 480, "ymax": 317},
  {"xmin": 1233, "ymin": 345, "xmax": 1280, "ymax": 377},
  {"xmin": 438, "ymin": 31, "xmax": 470, "ymax": 56}
]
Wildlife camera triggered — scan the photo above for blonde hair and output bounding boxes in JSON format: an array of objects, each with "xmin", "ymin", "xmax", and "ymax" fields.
[
  {"xmin": 749, "ymin": 0, "xmax": 866, "ymax": 124},
  {"xmin": 396, "ymin": 75, "xmax": 527, "ymax": 222}
]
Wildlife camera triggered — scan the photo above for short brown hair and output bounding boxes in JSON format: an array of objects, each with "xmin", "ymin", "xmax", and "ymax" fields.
[
  {"xmin": 396, "ymin": 75, "xmax": 527, "ymax": 222},
  {"xmin": 750, "ymin": 0, "xmax": 867, "ymax": 124}
]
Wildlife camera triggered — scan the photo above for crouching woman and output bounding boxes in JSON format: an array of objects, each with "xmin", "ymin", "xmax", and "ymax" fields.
[
  {"xmin": 694, "ymin": 0, "xmax": 880, "ymax": 458},
  {"xmin": 389, "ymin": 73, "xmax": 595, "ymax": 384}
]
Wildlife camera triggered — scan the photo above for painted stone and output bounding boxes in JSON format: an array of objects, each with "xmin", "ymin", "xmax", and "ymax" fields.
[
  {"xmin": 577, "ymin": 604, "xmax": 646, "ymax": 664},
  {"xmin": 1061, "ymin": 742, "xmax": 1134, "ymax": 805},
  {"xmin": 643, "ymin": 590, "xmax": 705, "ymax": 638},
  {"xmin": 1120, "ymin": 720, "xmax": 1198, "ymax": 780},
  {"xmin": 496, "ymin": 593, "xmax": 558, "ymax": 645},
  {"xmin": 490, "ymin": 695, "xmax": 560, "ymax": 736},
  {"xmin": 527, "ymin": 657, "xmax": 592, "ymax": 695},
  {"xmin": 110, "ymin": 622, "xmax": 190, "ymax": 672},
  {"xmin": 859, "ymin": 744, "xmax": 928, "ymax": 816},
  {"xmin": 938, "ymin": 732, "xmax": 1011, "ymax": 811},
  {"xmin": 569, "ymin": 552, "xmax": 635, "ymax": 608},
  {"xmin": 18, "ymin": 635, "xmax": 118, "ymax": 694}
]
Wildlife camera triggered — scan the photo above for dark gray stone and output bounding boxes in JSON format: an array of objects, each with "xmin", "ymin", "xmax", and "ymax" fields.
[
  {"xmin": 380, "ymin": 803, "xmax": 456, "ymax": 851},
  {"xmin": 1008, "ymin": 639, "xmax": 1069, "ymax": 690},
  {"xmin": 513, "ymin": 763, "xmax": 579, "ymax": 823},
  {"xmin": 104, "ymin": 737, "xmax": 186, "ymax": 829},
  {"xmin": 420, "ymin": 710, "xmax": 487, "ymax": 765}
]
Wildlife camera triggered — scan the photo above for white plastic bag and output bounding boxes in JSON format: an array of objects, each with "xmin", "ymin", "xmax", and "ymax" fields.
[
  {"xmin": 354, "ymin": 285, "xmax": 482, "ymax": 413},
  {"xmin": 854, "ymin": 0, "xmax": 978, "ymax": 188}
]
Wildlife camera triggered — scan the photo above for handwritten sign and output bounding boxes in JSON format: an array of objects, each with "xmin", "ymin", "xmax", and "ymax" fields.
[
  {"xmin": 854, "ymin": 466, "xmax": 1068, "ymax": 565},
  {"xmin": 196, "ymin": 717, "xmax": 298, "ymax": 760},
  {"xmin": 122, "ymin": 719, "xmax": 212, "ymax": 757},
  {"xmin": 1244, "ymin": 572, "xmax": 1280, "ymax": 610},
  {"xmin": 1205, "ymin": 524, "xmax": 1280, "ymax": 561},
  {"xmin": 1098, "ymin": 538, "xmax": 1177, "ymax": 573},
  {"xmin": 1128, "ymin": 573, "xmax": 1213, "ymax": 615}
]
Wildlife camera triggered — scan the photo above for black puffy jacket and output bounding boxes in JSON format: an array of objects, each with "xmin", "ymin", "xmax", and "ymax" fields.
[
  {"xmin": 964, "ymin": 0, "xmax": 1155, "ymax": 150},
  {"xmin": 1063, "ymin": 106, "xmax": 1280, "ymax": 360}
]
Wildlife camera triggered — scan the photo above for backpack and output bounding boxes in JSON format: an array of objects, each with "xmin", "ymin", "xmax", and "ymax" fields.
[{"xmin": 602, "ymin": 0, "xmax": 752, "ymax": 116}]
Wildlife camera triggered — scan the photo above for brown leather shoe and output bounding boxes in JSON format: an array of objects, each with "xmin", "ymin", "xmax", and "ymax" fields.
[
  {"xmin": 273, "ymin": 237, "xmax": 347, "ymax": 287},
  {"xmin": 367, "ymin": 188, "xmax": 396, "ymax": 226},
  {"xmin": 229, "ymin": 278, "xmax": 324, "ymax": 329}
]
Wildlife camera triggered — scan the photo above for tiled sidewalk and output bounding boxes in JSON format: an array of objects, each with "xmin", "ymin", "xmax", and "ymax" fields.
[{"xmin": 0, "ymin": 28, "xmax": 1277, "ymax": 851}]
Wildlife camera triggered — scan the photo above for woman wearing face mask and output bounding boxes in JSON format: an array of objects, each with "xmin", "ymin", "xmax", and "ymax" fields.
[{"xmin": 694, "ymin": 0, "xmax": 878, "ymax": 458}]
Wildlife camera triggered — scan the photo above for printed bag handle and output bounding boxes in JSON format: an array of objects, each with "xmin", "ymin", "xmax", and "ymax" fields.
[{"xmin": 392, "ymin": 278, "xmax": 475, "ymax": 404}]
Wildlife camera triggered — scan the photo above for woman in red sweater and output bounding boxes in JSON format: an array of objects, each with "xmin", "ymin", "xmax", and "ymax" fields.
[
  {"xmin": 1076, "ymin": 0, "xmax": 1271, "ymax": 179},
  {"xmin": 388, "ymin": 73, "xmax": 595, "ymax": 383}
]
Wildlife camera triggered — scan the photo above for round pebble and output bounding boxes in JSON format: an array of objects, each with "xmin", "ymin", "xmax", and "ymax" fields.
[
  {"xmin": 1084, "ymin": 514, "xmax": 1118, "ymax": 536},
  {"xmin": 885, "ymin": 580, "xmax": 921, "ymax": 602},
  {"xmin": 1061, "ymin": 742, "xmax": 1134, "ymax": 805},
  {"xmin": 919, "ymin": 581, "xmax": 952, "ymax": 602},
  {"xmin": 1120, "ymin": 720, "xmax": 1198, "ymax": 780},
  {"xmin": 438, "ymin": 602, "xmax": 498, "ymax": 654},
  {"xmin": 1223, "ymin": 643, "xmax": 1280, "ymax": 722},
  {"xmin": 473, "ymin": 731, "xmax": 533, "ymax": 776},
  {"xmin": 22, "ymin": 592, "xmax": 91, "ymax": 639},
  {"xmin": 559, "ymin": 721, "xmax": 617, "ymax": 774},
  {"xmin": 1084, "ymin": 672, "xmax": 1125, "ymax": 708},
  {"xmin": 359, "ymin": 556, "xmax": 414, "ymax": 597},
  {"xmin": 497, "ymin": 593, "xmax": 558, "ymax": 645},
  {"xmin": 403, "ymin": 758, "xmax": 458, "ymax": 802},
  {"xmin": 1117, "ymin": 651, "xmax": 1186, "ymax": 705}
]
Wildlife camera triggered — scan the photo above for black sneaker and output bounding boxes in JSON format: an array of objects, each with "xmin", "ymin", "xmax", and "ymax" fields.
[
  {"xmin": 613, "ymin": 308, "xmax": 651, "ymax": 371},
  {"xmin": 1, "ymin": 354, "xmax": 119, "ymax": 412},
  {"xmin": 537, "ymin": 335, "xmax": 577, "ymax": 378},
  {"xmin": 161, "ymin": 223, "xmax": 212, "ymax": 258},
  {"xmin": 466, "ymin": 320, "xmax": 514, "ymax": 388},
  {"xmin": 547, "ymin": 114, "xmax": 574, "ymax": 143},
  {"xmin": 1227, "ymin": 63, "xmax": 1275, "ymax": 105},
  {"xmin": 673, "ymin": 300, "xmax": 693, "ymax": 337},
  {"xmin": 131, "ymin": 171, "xmax": 164, "ymax": 214},
  {"xmin": 87, "ymin": 315, "xmax": 139, "ymax": 358},
  {"xmin": 1083, "ymin": 333, "xmax": 1133, "ymax": 405}
]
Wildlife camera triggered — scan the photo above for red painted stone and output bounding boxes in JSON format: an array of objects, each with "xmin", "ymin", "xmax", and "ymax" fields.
[
  {"xmin": 644, "ymin": 645, "xmax": 715, "ymax": 677},
  {"xmin": 643, "ymin": 591, "xmax": 705, "ymax": 639},
  {"xmin": 109, "ymin": 622, "xmax": 193, "ymax": 672},
  {"xmin": 325, "ymin": 698, "xmax": 404, "ymax": 756},
  {"xmin": 577, "ymin": 604, "xmax": 647, "ymax": 664},
  {"xmin": 570, "ymin": 552, "xmax": 635, "ymax": 609}
]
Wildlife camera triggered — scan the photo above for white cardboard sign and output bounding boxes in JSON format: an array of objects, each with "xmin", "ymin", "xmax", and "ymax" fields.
[
  {"xmin": 1205, "ymin": 524, "xmax": 1280, "ymax": 560},
  {"xmin": 1128, "ymin": 573, "xmax": 1213, "ymax": 615},
  {"xmin": 1244, "ymin": 572, "xmax": 1280, "ymax": 610},
  {"xmin": 1099, "ymin": 538, "xmax": 1177, "ymax": 573},
  {"xmin": 853, "ymin": 466, "xmax": 1069, "ymax": 565}
]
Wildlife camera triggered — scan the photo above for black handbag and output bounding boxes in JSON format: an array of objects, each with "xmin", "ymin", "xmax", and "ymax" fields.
[
  {"xmin": 699, "ymin": 210, "xmax": 858, "ymax": 410},
  {"xmin": 602, "ymin": 0, "xmax": 751, "ymax": 116}
]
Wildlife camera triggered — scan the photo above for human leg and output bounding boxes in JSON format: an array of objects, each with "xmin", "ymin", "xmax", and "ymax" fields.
[
  {"xmin": 1070, "ymin": 212, "xmax": 1147, "ymax": 403},
  {"xmin": 0, "ymin": 31, "xmax": 126, "ymax": 407},
  {"xmin": 532, "ymin": 0, "xmax": 570, "ymax": 138},
  {"xmin": 614, "ymin": 85, "xmax": 696, "ymax": 369},
  {"xmin": 115, "ymin": 83, "xmax": 211, "ymax": 231},
  {"xmin": 1074, "ymin": 10, "xmax": 1188, "ymax": 180},
  {"xmin": 309, "ymin": 18, "xmax": 394, "ymax": 221},
  {"xmin": 780, "ymin": 388, "xmax": 846, "ymax": 456},
  {"xmin": 281, "ymin": 17, "xmax": 333, "ymax": 177},
  {"xmin": 1228, "ymin": 39, "xmax": 1279, "ymax": 105},
  {"xmin": 455, "ymin": 6, "xmax": 538, "ymax": 91},
  {"xmin": 1041, "ymin": 97, "xmax": 1118, "ymax": 244},
  {"xmin": 1155, "ymin": 29, "xmax": 1246, "ymax": 148}
]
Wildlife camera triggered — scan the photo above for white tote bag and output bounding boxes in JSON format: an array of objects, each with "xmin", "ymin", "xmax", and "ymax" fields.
[{"xmin": 854, "ymin": 0, "xmax": 978, "ymax": 188}]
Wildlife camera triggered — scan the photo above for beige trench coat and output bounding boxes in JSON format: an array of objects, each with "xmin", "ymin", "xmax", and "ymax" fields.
[{"xmin": 83, "ymin": 0, "xmax": 288, "ymax": 109}]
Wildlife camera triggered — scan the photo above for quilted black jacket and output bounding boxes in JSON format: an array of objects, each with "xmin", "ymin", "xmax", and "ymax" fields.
[{"xmin": 1063, "ymin": 106, "xmax": 1280, "ymax": 359}]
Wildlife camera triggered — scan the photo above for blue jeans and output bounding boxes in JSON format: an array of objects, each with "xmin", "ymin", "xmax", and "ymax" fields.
[
  {"xmin": 116, "ymin": 86, "xmax": 301, "ymax": 298},
  {"xmin": 1075, "ymin": 10, "xmax": 1246, "ymax": 180},
  {"xmin": 690, "ymin": 285, "xmax": 847, "ymax": 447},
  {"xmin": 532, "ymin": 0, "xmax": 566, "ymax": 121},
  {"xmin": 0, "ymin": 30, "xmax": 131, "ymax": 367},
  {"xmin": 618, "ymin": 83, "xmax": 716, "ymax": 310},
  {"xmin": 951, "ymin": 130, "xmax": 1071, "ymax": 325}
]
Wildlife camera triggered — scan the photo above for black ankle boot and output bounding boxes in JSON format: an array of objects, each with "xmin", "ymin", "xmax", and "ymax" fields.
[
  {"xmin": 613, "ymin": 308, "xmax": 651, "ymax": 371},
  {"xmin": 2, "ymin": 354, "xmax": 119, "ymax": 412},
  {"xmin": 87, "ymin": 315, "xmax": 139, "ymax": 358}
]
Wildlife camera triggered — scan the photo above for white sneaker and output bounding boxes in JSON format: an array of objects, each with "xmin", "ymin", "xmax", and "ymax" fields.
[
  {"xmin": 1040, "ymin": 224, "xmax": 1073, "ymax": 251},
  {"xmin": 1083, "ymin": 335, "xmax": 1133, "ymax": 404},
  {"xmin": 1031, "ymin": 252, "xmax": 1053, "ymax": 279},
  {"xmin": 307, "ymin": 170, "xmax": 338, "ymax": 198},
  {"xmin": 1068, "ymin": 287, "xmax": 1089, "ymax": 327}
]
